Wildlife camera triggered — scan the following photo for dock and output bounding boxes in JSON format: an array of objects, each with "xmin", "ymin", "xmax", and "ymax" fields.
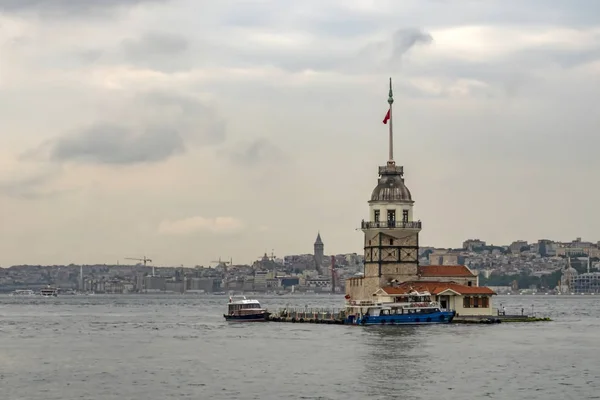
[
  {"xmin": 268, "ymin": 307, "xmax": 346, "ymax": 324},
  {"xmin": 266, "ymin": 307, "xmax": 551, "ymax": 325},
  {"xmin": 453, "ymin": 315, "xmax": 552, "ymax": 324}
]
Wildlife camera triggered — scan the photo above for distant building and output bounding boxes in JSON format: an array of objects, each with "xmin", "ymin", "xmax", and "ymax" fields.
[
  {"xmin": 314, "ymin": 232, "xmax": 324, "ymax": 273},
  {"xmin": 279, "ymin": 277, "xmax": 300, "ymax": 288},
  {"xmin": 571, "ymin": 272, "xmax": 600, "ymax": 294},
  {"xmin": 429, "ymin": 252, "xmax": 466, "ymax": 266},
  {"xmin": 463, "ymin": 239, "xmax": 486, "ymax": 251},
  {"xmin": 509, "ymin": 240, "xmax": 528, "ymax": 254}
]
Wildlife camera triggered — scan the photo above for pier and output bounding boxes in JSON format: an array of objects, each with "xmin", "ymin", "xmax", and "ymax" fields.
[
  {"xmin": 268, "ymin": 307, "xmax": 346, "ymax": 324},
  {"xmin": 266, "ymin": 307, "xmax": 551, "ymax": 325}
]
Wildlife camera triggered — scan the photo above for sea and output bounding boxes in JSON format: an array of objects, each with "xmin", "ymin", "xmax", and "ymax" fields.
[{"xmin": 0, "ymin": 294, "xmax": 598, "ymax": 400}]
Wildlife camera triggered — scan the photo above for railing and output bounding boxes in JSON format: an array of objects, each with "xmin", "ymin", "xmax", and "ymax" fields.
[
  {"xmin": 273, "ymin": 307, "xmax": 346, "ymax": 321},
  {"xmin": 347, "ymin": 300, "xmax": 378, "ymax": 306},
  {"xmin": 379, "ymin": 165, "xmax": 403, "ymax": 175},
  {"xmin": 361, "ymin": 220, "xmax": 422, "ymax": 229}
]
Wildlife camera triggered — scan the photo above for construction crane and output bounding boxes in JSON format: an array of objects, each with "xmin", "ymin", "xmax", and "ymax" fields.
[
  {"xmin": 211, "ymin": 257, "xmax": 232, "ymax": 273},
  {"xmin": 210, "ymin": 258, "xmax": 232, "ymax": 291},
  {"xmin": 125, "ymin": 256, "xmax": 155, "ymax": 276},
  {"xmin": 257, "ymin": 250, "xmax": 276, "ymax": 261},
  {"xmin": 211, "ymin": 257, "xmax": 232, "ymax": 266}
]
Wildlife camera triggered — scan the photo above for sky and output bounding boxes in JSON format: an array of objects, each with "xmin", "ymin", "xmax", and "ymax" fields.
[{"xmin": 1, "ymin": 0, "xmax": 599, "ymax": 267}]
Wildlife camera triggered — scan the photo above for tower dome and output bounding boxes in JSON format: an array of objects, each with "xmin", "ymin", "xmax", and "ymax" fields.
[
  {"xmin": 370, "ymin": 174, "xmax": 412, "ymax": 202},
  {"xmin": 370, "ymin": 163, "xmax": 413, "ymax": 203}
]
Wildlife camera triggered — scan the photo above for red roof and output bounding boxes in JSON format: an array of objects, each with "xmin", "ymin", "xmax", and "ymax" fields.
[
  {"xmin": 418, "ymin": 265, "xmax": 475, "ymax": 277},
  {"xmin": 381, "ymin": 281, "xmax": 495, "ymax": 296}
]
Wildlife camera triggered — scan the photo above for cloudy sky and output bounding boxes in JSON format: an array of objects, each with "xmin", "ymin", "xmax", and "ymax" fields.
[{"xmin": 0, "ymin": 0, "xmax": 599, "ymax": 267}]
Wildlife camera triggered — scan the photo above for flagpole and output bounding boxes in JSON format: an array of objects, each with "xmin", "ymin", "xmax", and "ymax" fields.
[{"xmin": 388, "ymin": 77, "xmax": 394, "ymax": 162}]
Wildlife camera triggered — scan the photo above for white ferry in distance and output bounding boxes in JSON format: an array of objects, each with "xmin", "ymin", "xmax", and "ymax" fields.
[
  {"xmin": 40, "ymin": 286, "xmax": 59, "ymax": 297},
  {"xmin": 224, "ymin": 296, "xmax": 270, "ymax": 322},
  {"xmin": 9, "ymin": 289, "xmax": 36, "ymax": 296}
]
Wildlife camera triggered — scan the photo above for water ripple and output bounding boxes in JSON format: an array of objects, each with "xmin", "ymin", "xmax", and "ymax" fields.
[{"xmin": 0, "ymin": 294, "xmax": 599, "ymax": 399}]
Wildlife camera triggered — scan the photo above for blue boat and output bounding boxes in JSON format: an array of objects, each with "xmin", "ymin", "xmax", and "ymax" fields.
[
  {"xmin": 224, "ymin": 296, "xmax": 270, "ymax": 322},
  {"xmin": 344, "ymin": 290, "xmax": 455, "ymax": 326}
]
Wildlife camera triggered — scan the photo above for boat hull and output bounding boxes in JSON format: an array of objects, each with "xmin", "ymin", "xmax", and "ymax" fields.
[
  {"xmin": 224, "ymin": 312, "xmax": 270, "ymax": 322},
  {"xmin": 348, "ymin": 310, "xmax": 456, "ymax": 326}
]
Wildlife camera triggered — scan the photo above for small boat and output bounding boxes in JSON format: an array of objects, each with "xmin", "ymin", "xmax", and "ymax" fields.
[
  {"xmin": 345, "ymin": 290, "xmax": 455, "ymax": 326},
  {"xmin": 9, "ymin": 289, "xmax": 36, "ymax": 296},
  {"xmin": 224, "ymin": 296, "xmax": 270, "ymax": 322},
  {"xmin": 40, "ymin": 286, "xmax": 59, "ymax": 297}
]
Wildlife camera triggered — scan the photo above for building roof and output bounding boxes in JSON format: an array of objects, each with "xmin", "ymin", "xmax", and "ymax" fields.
[
  {"xmin": 314, "ymin": 232, "xmax": 323, "ymax": 245},
  {"xmin": 419, "ymin": 265, "xmax": 475, "ymax": 277},
  {"xmin": 381, "ymin": 281, "xmax": 496, "ymax": 296},
  {"xmin": 370, "ymin": 164, "xmax": 412, "ymax": 203}
]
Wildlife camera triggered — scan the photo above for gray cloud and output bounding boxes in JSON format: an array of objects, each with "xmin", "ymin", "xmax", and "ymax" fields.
[
  {"xmin": 27, "ymin": 91, "xmax": 226, "ymax": 166},
  {"xmin": 48, "ymin": 124, "xmax": 185, "ymax": 165},
  {"xmin": 0, "ymin": 0, "xmax": 168, "ymax": 17},
  {"xmin": 219, "ymin": 27, "xmax": 434, "ymax": 75},
  {"xmin": 121, "ymin": 32, "xmax": 189, "ymax": 59},
  {"xmin": 119, "ymin": 31, "xmax": 195, "ymax": 72},
  {"xmin": 0, "ymin": 169, "xmax": 64, "ymax": 200},
  {"xmin": 391, "ymin": 28, "xmax": 433, "ymax": 58},
  {"xmin": 227, "ymin": 138, "xmax": 284, "ymax": 167}
]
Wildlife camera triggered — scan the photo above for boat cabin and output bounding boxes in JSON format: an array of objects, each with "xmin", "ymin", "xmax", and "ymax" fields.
[
  {"xmin": 40, "ymin": 286, "xmax": 59, "ymax": 297},
  {"xmin": 227, "ymin": 296, "xmax": 264, "ymax": 316},
  {"xmin": 365, "ymin": 303, "xmax": 441, "ymax": 317},
  {"xmin": 390, "ymin": 289, "xmax": 432, "ymax": 304}
]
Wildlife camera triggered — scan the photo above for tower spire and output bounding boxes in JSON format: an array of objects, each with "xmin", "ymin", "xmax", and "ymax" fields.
[{"xmin": 388, "ymin": 77, "xmax": 394, "ymax": 162}]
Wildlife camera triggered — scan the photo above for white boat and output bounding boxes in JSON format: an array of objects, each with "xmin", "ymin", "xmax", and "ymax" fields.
[
  {"xmin": 224, "ymin": 296, "xmax": 270, "ymax": 322},
  {"xmin": 40, "ymin": 286, "xmax": 59, "ymax": 297},
  {"xmin": 9, "ymin": 289, "xmax": 36, "ymax": 296}
]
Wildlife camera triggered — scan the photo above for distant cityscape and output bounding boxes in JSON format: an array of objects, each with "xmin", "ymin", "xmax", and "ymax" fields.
[{"xmin": 2, "ymin": 235, "xmax": 600, "ymax": 294}]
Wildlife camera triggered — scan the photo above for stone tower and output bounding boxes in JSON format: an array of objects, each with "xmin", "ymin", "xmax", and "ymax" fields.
[
  {"xmin": 314, "ymin": 232, "xmax": 324, "ymax": 273},
  {"xmin": 361, "ymin": 78, "xmax": 422, "ymax": 297}
]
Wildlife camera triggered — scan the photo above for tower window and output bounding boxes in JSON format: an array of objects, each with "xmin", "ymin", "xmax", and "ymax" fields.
[
  {"xmin": 389, "ymin": 239, "xmax": 394, "ymax": 245},
  {"xmin": 387, "ymin": 210, "xmax": 396, "ymax": 226},
  {"xmin": 374, "ymin": 210, "xmax": 380, "ymax": 222},
  {"xmin": 403, "ymin": 210, "xmax": 409, "ymax": 222}
]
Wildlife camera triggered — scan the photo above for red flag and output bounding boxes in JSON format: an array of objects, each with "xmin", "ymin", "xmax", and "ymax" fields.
[
  {"xmin": 383, "ymin": 109, "xmax": 390, "ymax": 124},
  {"xmin": 344, "ymin": 294, "xmax": 351, "ymax": 300}
]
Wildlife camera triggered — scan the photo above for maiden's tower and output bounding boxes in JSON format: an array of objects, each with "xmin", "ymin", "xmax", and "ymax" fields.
[{"xmin": 346, "ymin": 79, "xmax": 496, "ymax": 316}]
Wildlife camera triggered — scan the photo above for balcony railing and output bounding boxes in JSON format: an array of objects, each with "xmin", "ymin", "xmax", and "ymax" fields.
[{"xmin": 361, "ymin": 220, "xmax": 422, "ymax": 229}]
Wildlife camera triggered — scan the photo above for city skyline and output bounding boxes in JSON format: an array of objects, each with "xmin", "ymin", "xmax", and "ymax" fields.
[{"xmin": 1, "ymin": 1, "xmax": 599, "ymax": 266}]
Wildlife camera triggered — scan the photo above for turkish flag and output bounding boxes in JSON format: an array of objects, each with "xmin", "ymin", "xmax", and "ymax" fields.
[{"xmin": 383, "ymin": 109, "xmax": 391, "ymax": 124}]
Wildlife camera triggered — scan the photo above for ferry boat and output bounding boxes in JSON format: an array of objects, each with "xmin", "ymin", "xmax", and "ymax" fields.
[
  {"xmin": 40, "ymin": 286, "xmax": 59, "ymax": 297},
  {"xmin": 9, "ymin": 289, "xmax": 36, "ymax": 296},
  {"xmin": 224, "ymin": 296, "xmax": 270, "ymax": 322},
  {"xmin": 344, "ymin": 290, "xmax": 455, "ymax": 326}
]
